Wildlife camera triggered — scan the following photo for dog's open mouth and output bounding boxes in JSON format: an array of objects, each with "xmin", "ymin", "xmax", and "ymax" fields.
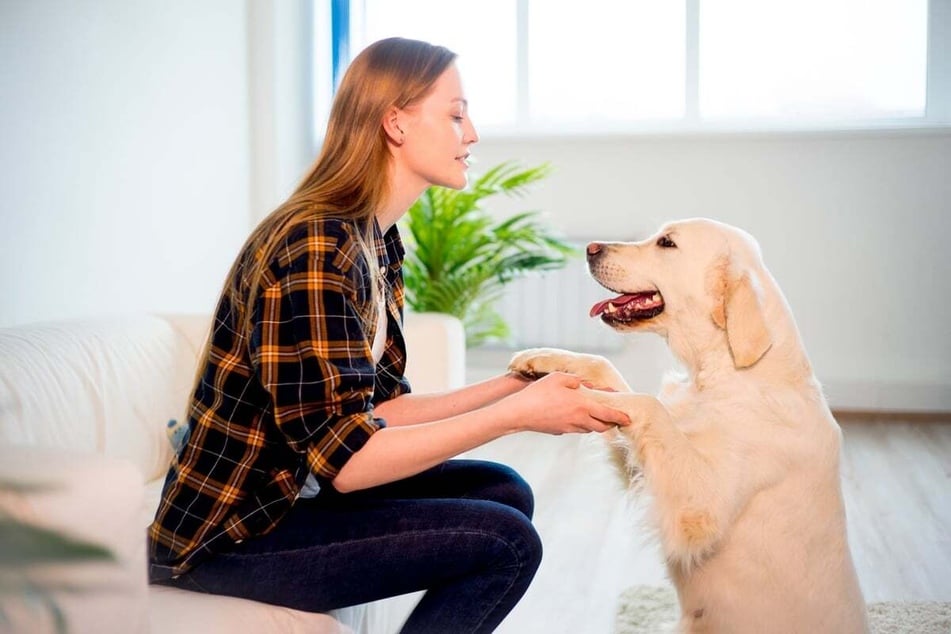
[{"xmin": 589, "ymin": 291, "xmax": 665, "ymax": 323}]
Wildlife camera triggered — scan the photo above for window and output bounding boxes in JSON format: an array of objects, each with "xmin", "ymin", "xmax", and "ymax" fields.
[
  {"xmin": 700, "ymin": 0, "xmax": 928, "ymax": 121},
  {"xmin": 312, "ymin": 0, "xmax": 948, "ymax": 138},
  {"xmin": 527, "ymin": 2, "xmax": 684, "ymax": 125},
  {"xmin": 357, "ymin": 0, "xmax": 519, "ymax": 126}
]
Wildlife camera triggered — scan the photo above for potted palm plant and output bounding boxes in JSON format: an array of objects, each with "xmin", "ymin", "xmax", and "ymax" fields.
[{"xmin": 401, "ymin": 160, "xmax": 576, "ymax": 347}]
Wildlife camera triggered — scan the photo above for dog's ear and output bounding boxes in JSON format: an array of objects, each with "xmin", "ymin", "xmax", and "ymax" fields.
[{"xmin": 711, "ymin": 258, "xmax": 772, "ymax": 368}]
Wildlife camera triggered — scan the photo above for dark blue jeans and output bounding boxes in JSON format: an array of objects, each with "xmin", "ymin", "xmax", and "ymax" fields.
[{"xmin": 153, "ymin": 460, "xmax": 542, "ymax": 633}]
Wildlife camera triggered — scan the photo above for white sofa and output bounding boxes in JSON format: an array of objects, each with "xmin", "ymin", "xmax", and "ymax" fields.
[{"xmin": 0, "ymin": 312, "xmax": 466, "ymax": 634}]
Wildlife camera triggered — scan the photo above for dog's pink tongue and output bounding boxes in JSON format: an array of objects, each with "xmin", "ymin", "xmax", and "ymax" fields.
[{"xmin": 590, "ymin": 295, "xmax": 638, "ymax": 318}]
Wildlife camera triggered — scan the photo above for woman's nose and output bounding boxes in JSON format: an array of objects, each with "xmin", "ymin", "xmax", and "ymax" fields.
[{"xmin": 465, "ymin": 116, "xmax": 479, "ymax": 145}]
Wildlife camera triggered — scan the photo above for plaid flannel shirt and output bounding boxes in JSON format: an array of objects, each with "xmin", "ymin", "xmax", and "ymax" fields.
[{"xmin": 148, "ymin": 217, "xmax": 410, "ymax": 579}]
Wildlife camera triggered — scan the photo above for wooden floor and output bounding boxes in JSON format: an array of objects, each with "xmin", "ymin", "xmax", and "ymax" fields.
[{"xmin": 464, "ymin": 417, "xmax": 951, "ymax": 634}]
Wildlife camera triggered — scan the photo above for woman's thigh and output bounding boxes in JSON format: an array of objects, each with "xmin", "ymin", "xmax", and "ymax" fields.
[
  {"xmin": 319, "ymin": 459, "xmax": 535, "ymax": 518},
  {"xmin": 167, "ymin": 460, "xmax": 541, "ymax": 614}
]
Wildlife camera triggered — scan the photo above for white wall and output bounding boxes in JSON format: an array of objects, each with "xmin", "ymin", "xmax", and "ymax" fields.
[
  {"xmin": 0, "ymin": 0, "xmax": 252, "ymax": 326},
  {"xmin": 247, "ymin": 0, "xmax": 315, "ymax": 221},
  {"xmin": 1, "ymin": 2, "xmax": 948, "ymax": 411},
  {"xmin": 472, "ymin": 131, "xmax": 951, "ymax": 411}
]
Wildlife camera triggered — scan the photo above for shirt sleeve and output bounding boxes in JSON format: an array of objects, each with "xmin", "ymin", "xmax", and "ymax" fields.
[{"xmin": 249, "ymin": 222, "xmax": 383, "ymax": 483}]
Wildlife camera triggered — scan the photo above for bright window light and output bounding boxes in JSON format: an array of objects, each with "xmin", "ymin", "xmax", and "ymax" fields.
[
  {"xmin": 528, "ymin": 1, "xmax": 684, "ymax": 124},
  {"xmin": 360, "ymin": 0, "xmax": 518, "ymax": 127},
  {"xmin": 700, "ymin": 0, "xmax": 928, "ymax": 120}
]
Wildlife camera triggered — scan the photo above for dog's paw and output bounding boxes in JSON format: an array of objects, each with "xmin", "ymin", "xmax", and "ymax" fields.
[
  {"xmin": 509, "ymin": 348, "xmax": 629, "ymax": 392},
  {"xmin": 508, "ymin": 347, "xmax": 579, "ymax": 379}
]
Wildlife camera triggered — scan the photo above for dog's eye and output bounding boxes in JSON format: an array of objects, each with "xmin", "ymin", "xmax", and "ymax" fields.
[{"xmin": 657, "ymin": 235, "xmax": 677, "ymax": 249}]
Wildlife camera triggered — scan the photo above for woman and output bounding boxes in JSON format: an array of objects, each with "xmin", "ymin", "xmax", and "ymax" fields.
[{"xmin": 148, "ymin": 37, "xmax": 629, "ymax": 633}]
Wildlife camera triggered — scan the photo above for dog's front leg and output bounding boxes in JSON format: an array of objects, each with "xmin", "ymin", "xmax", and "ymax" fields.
[
  {"xmin": 508, "ymin": 347, "xmax": 631, "ymax": 392},
  {"xmin": 583, "ymin": 389, "xmax": 728, "ymax": 571}
]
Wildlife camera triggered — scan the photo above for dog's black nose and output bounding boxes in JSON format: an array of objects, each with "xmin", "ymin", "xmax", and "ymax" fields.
[{"xmin": 586, "ymin": 242, "xmax": 603, "ymax": 260}]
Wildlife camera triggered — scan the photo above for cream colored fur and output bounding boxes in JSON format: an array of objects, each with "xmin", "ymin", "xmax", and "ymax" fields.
[{"xmin": 509, "ymin": 219, "xmax": 868, "ymax": 633}]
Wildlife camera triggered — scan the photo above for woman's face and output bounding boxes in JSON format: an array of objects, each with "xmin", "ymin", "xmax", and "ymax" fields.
[{"xmin": 397, "ymin": 63, "xmax": 479, "ymax": 191}]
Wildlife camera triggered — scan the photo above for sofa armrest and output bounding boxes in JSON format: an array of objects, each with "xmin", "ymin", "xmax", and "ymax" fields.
[
  {"xmin": 0, "ymin": 447, "xmax": 150, "ymax": 634},
  {"xmin": 401, "ymin": 312, "xmax": 466, "ymax": 394}
]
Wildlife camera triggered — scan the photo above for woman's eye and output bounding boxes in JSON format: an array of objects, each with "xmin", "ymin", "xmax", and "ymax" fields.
[{"xmin": 657, "ymin": 235, "xmax": 677, "ymax": 248}]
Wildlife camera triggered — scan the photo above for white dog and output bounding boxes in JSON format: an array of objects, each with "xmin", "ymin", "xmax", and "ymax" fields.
[{"xmin": 509, "ymin": 219, "xmax": 867, "ymax": 633}]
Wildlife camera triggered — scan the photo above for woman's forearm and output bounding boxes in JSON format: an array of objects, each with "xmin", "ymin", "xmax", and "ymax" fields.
[
  {"xmin": 333, "ymin": 372, "xmax": 631, "ymax": 493},
  {"xmin": 374, "ymin": 372, "xmax": 530, "ymax": 426},
  {"xmin": 332, "ymin": 400, "xmax": 520, "ymax": 492}
]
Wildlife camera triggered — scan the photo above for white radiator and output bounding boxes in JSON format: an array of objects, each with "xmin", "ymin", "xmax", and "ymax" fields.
[{"xmin": 495, "ymin": 254, "xmax": 626, "ymax": 353}]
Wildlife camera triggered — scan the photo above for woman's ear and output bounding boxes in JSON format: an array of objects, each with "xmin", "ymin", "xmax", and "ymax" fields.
[{"xmin": 382, "ymin": 107, "xmax": 405, "ymax": 146}]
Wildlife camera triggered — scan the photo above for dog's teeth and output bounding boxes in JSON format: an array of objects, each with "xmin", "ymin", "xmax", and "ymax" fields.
[
  {"xmin": 652, "ymin": 293, "xmax": 660, "ymax": 302},
  {"xmin": 606, "ymin": 303, "xmax": 618, "ymax": 313}
]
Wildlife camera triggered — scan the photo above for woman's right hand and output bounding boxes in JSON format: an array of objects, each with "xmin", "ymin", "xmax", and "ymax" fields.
[{"xmin": 496, "ymin": 372, "xmax": 631, "ymax": 435}]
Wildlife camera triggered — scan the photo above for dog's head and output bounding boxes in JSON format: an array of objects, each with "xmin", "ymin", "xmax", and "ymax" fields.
[{"xmin": 587, "ymin": 218, "xmax": 773, "ymax": 370}]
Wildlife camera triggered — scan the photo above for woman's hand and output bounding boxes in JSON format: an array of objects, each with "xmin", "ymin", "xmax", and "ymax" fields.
[
  {"xmin": 333, "ymin": 371, "xmax": 629, "ymax": 493},
  {"xmin": 495, "ymin": 372, "xmax": 631, "ymax": 435}
]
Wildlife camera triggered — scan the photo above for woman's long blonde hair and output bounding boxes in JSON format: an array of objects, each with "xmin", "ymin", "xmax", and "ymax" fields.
[{"xmin": 197, "ymin": 38, "xmax": 456, "ymax": 386}]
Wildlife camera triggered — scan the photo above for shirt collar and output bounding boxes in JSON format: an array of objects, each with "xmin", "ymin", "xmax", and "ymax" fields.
[{"xmin": 371, "ymin": 216, "xmax": 405, "ymax": 270}]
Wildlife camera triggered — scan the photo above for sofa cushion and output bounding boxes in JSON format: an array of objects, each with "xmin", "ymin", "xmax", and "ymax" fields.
[
  {"xmin": 149, "ymin": 585, "xmax": 423, "ymax": 634},
  {"xmin": 149, "ymin": 585, "xmax": 354, "ymax": 633},
  {"xmin": 0, "ymin": 315, "xmax": 208, "ymax": 481}
]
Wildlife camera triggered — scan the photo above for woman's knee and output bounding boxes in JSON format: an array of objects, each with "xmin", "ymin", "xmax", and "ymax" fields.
[
  {"xmin": 482, "ymin": 503, "xmax": 543, "ymax": 577},
  {"xmin": 498, "ymin": 464, "xmax": 535, "ymax": 520},
  {"xmin": 463, "ymin": 461, "xmax": 535, "ymax": 520}
]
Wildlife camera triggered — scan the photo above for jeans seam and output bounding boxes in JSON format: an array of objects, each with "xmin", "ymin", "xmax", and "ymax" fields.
[
  {"xmin": 213, "ymin": 526, "xmax": 529, "ymax": 631},
  {"xmin": 212, "ymin": 527, "xmax": 522, "ymax": 561},
  {"xmin": 469, "ymin": 536, "xmax": 524, "ymax": 633}
]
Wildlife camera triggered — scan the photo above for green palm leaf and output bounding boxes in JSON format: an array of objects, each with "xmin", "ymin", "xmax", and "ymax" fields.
[{"xmin": 401, "ymin": 160, "xmax": 577, "ymax": 347}]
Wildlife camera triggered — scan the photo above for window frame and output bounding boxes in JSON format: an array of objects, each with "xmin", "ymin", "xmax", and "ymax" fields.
[{"xmin": 312, "ymin": 0, "xmax": 951, "ymax": 140}]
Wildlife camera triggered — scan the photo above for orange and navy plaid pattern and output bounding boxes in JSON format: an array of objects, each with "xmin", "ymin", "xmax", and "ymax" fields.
[{"xmin": 148, "ymin": 218, "xmax": 410, "ymax": 578}]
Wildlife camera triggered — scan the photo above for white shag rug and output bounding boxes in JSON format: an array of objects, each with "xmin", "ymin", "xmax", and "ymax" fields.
[{"xmin": 616, "ymin": 585, "xmax": 951, "ymax": 634}]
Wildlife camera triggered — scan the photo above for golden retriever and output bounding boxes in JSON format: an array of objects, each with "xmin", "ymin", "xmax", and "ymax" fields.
[{"xmin": 509, "ymin": 218, "xmax": 867, "ymax": 633}]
